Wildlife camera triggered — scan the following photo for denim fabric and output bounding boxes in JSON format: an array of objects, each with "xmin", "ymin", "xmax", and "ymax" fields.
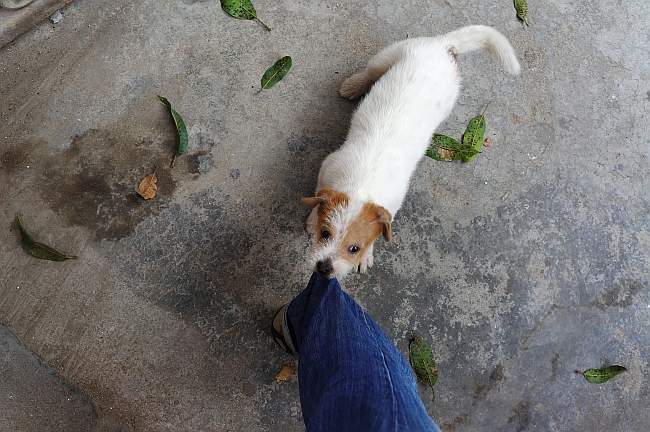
[{"xmin": 286, "ymin": 273, "xmax": 441, "ymax": 432}]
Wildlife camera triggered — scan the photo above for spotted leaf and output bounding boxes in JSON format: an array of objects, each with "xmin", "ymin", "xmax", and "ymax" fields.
[
  {"xmin": 259, "ymin": 56, "xmax": 292, "ymax": 92},
  {"xmin": 514, "ymin": 0, "xmax": 529, "ymax": 25},
  {"xmin": 577, "ymin": 365, "xmax": 627, "ymax": 384},
  {"xmin": 426, "ymin": 134, "xmax": 478, "ymax": 162},
  {"xmin": 220, "ymin": 0, "xmax": 270, "ymax": 31},
  {"xmin": 460, "ymin": 103, "xmax": 490, "ymax": 162},
  {"xmin": 409, "ymin": 334, "xmax": 438, "ymax": 401}
]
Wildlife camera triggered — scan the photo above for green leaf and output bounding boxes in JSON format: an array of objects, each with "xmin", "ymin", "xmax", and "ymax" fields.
[
  {"xmin": 514, "ymin": 0, "xmax": 529, "ymax": 25},
  {"xmin": 158, "ymin": 95, "xmax": 189, "ymax": 168},
  {"xmin": 259, "ymin": 56, "xmax": 292, "ymax": 93},
  {"xmin": 460, "ymin": 103, "xmax": 490, "ymax": 162},
  {"xmin": 15, "ymin": 216, "xmax": 77, "ymax": 261},
  {"xmin": 577, "ymin": 365, "xmax": 627, "ymax": 384},
  {"xmin": 426, "ymin": 134, "xmax": 478, "ymax": 162},
  {"xmin": 409, "ymin": 334, "xmax": 438, "ymax": 401},
  {"xmin": 220, "ymin": 0, "xmax": 270, "ymax": 31}
]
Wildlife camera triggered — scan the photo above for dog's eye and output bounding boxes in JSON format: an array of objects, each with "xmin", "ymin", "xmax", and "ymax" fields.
[
  {"xmin": 348, "ymin": 246, "xmax": 360, "ymax": 254},
  {"xmin": 320, "ymin": 230, "xmax": 330, "ymax": 240}
]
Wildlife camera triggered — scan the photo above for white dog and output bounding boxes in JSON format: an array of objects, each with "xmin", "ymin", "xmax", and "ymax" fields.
[{"xmin": 301, "ymin": 25, "xmax": 520, "ymax": 278}]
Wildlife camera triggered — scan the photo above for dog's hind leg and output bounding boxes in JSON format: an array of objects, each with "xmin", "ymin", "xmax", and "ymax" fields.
[{"xmin": 339, "ymin": 41, "xmax": 407, "ymax": 100}]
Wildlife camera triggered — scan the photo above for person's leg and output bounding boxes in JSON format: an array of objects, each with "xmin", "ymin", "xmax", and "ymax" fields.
[{"xmin": 280, "ymin": 272, "xmax": 440, "ymax": 432}]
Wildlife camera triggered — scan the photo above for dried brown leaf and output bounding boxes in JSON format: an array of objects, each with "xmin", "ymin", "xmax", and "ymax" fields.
[
  {"xmin": 275, "ymin": 361, "xmax": 297, "ymax": 382},
  {"xmin": 137, "ymin": 169, "xmax": 157, "ymax": 200}
]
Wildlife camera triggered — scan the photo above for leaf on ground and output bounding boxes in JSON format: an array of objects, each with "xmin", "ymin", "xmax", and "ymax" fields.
[
  {"xmin": 425, "ymin": 134, "xmax": 478, "ymax": 162},
  {"xmin": 483, "ymin": 137, "xmax": 491, "ymax": 147},
  {"xmin": 514, "ymin": 0, "xmax": 529, "ymax": 25},
  {"xmin": 275, "ymin": 361, "xmax": 297, "ymax": 382},
  {"xmin": 15, "ymin": 216, "xmax": 77, "ymax": 261},
  {"xmin": 409, "ymin": 333, "xmax": 438, "ymax": 401},
  {"xmin": 461, "ymin": 103, "xmax": 490, "ymax": 162},
  {"xmin": 158, "ymin": 96, "xmax": 188, "ymax": 168},
  {"xmin": 576, "ymin": 365, "xmax": 627, "ymax": 384},
  {"xmin": 220, "ymin": 0, "xmax": 270, "ymax": 31},
  {"xmin": 137, "ymin": 169, "xmax": 158, "ymax": 200},
  {"xmin": 259, "ymin": 56, "xmax": 292, "ymax": 92}
]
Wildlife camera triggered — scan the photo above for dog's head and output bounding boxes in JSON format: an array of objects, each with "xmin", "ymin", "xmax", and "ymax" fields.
[{"xmin": 300, "ymin": 188, "xmax": 392, "ymax": 278}]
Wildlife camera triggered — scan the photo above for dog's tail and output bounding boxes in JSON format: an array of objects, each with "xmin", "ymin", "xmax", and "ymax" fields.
[{"xmin": 445, "ymin": 25, "xmax": 521, "ymax": 75}]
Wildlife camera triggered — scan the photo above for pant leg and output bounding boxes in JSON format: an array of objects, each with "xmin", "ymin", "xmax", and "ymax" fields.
[{"xmin": 286, "ymin": 273, "xmax": 441, "ymax": 432}]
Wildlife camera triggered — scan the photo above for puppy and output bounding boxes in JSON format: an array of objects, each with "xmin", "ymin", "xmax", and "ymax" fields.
[{"xmin": 301, "ymin": 25, "xmax": 520, "ymax": 278}]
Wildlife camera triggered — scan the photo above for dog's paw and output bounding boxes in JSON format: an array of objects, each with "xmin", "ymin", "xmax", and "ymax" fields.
[
  {"xmin": 357, "ymin": 252, "xmax": 374, "ymax": 273},
  {"xmin": 339, "ymin": 73, "xmax": 371, "ymax": 100}
]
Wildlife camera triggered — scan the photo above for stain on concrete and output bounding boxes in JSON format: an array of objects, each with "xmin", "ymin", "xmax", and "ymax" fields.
[
  {"xmin": 473, "ymin": 364, "xmax": 504, "ymax": 400},
  {"xmin": 1, "ymin": 141, "xmax": 38, "ymax": 177},
  {"xmin": 33, "ymin": 129, "xmax": 177, "ymax": 241},
  {"xmin": 489, "ymin": 363, "xmax": 504, "ymax": 383},
  {"xmin": 550, "ymin": 353, "xmax": 559, "ymax": 380},
  {"xmin": 507, "ymin": 401, "xmax": 530, "ymax": 431},
  {"xmin": 595, "ymin": 279, "xmax": 643, "ymax": 309},
  {"xmin": 186, "ymin": 150, "xmax": 209, "ymax": 175},
  {"xmin": 241, "ymin": 382, "xmax": 257, "ymax": 397},
  {"xmin": 3, "ymin": 120, "xmax": 215, "ymax": 241},
  {"xmin": 441, "ymin": 413, "xmax": 474, "ymax": 431}
]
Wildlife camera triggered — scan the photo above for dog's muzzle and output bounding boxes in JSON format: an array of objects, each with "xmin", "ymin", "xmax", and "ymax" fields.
[{"xmin": 316, "ymin": 259, "xmax": 334, "ymax": 277}]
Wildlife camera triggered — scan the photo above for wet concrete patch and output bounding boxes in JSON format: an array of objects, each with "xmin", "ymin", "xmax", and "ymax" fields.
[
  {"xmin": 1, "ymin": 142, "xmax": 38, "ymax": 177},
  {"xmin": 36, "ymin": 129, "xmax": 178, "ymax": 241},
  {"xmin": 595, "ymin": 279, "xmax": 643, "ymax": 309},
  {"xmin": 1, "ymin": 127, "xmax": 215, "ymax": 242}
]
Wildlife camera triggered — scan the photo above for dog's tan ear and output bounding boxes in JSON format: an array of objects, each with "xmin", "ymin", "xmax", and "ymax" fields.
[
  {"xmin": 377, "ymin": 207, "xmax": 392, "ymax": 242},
  {"xmin": 300, "ymin": 196, "xmax": 328, "ymax": 208},
  {"xmin": 301, "ymin": 188, "xmax": 347, "ymax": 208}
]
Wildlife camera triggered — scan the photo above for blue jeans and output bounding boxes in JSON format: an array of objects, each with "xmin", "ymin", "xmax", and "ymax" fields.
[{"xmin": 285, "ymin": 273, "xmax": 441, "ymax": 432}]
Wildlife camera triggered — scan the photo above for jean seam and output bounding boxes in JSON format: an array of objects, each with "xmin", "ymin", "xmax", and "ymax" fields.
[{"xmin": 360, "ymin": 311, "xmax": 399, "ymax": 432}]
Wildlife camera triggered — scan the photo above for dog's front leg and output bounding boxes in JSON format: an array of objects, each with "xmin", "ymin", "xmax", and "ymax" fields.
[{"xmin": 358, "ymin": 243, "xmax": 374, "ymax": 273}]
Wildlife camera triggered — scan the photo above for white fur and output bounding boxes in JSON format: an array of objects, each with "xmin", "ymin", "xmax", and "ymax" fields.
[{"xmin": 306, "ymin": 25, "xmax": 520, "ymax": 277}]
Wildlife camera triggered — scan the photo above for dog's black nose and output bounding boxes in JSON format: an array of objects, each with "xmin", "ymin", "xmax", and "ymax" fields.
[{"xmin": 316, "ymin": 260, "xmax": 333, "ymax": 276}]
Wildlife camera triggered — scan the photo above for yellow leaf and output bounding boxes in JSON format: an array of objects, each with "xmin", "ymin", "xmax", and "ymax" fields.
[
  {"xmin": 137, "ymin": 169, "xmax": 157, "ymax": 200},
  {"xmin": 275, "ymin": 361, "xmax": 297, "ymax": 382}
]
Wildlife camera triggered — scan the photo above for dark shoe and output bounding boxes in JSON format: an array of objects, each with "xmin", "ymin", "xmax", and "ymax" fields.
[{"xmin": 271, "ymin": 304, "xmax": 298, "ymax": 358}]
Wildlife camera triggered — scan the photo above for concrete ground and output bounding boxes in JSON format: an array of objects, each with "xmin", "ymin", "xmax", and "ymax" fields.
[{"xmin": 1, "ymin": 0, "xmax": 649, "ymax": 430}]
